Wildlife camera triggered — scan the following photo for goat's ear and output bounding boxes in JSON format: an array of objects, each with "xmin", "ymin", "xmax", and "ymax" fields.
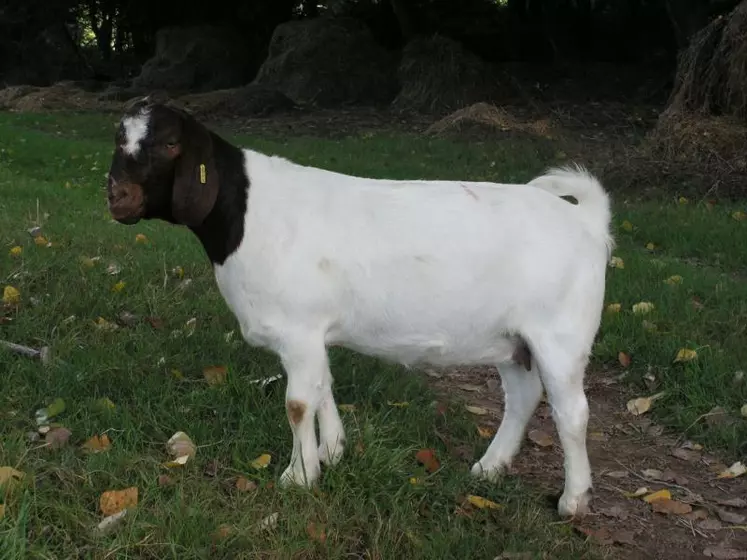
[{"xmin": 172, "ymin": 117, "xmax": 219, "ymax": 227}]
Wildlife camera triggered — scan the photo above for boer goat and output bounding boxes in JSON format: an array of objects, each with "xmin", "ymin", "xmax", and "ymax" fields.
[{"xmin": 106, "ymin": 96, "xmax": 613, "ymax": 518}]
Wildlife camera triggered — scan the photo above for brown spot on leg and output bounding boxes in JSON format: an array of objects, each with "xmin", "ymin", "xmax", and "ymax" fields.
[
  {"xmin": 512, "ymin": 338, "xmax": 532, "ymax": 371},
  {"xmin": 286, "ymin": 399, "xmax": 307, "ymax": 425}
]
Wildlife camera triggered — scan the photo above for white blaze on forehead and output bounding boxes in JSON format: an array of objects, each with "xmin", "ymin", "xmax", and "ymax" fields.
[{"xmin": 121, "ymin": 109, "xmax": 150, "ymax": 156}]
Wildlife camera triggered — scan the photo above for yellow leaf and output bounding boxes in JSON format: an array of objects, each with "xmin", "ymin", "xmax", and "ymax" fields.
[
  {"xmin": 9, "ymin": 246, "xmax": 22, "ymax": 257},
  {"xmin": 163, "ymin": 455, "xmax": 191, "ymax": 468},
  {"xmin": 81, "ymin": 434, "xmax": 111, "ymax": 453},
  {"xmin": 171, "ymin": 266, "xmax": 185, "ymax": 279},
  {"xmin": 0, "ymin": 467, "xmax": 25, "ymax": 491},
  {"xmin": 250, "ymin": 453, "xmax": 271, "ymax": 469},
  {"xmin": 338, "ymin": 404, "xmax": 356, "ymax": 413},
  {"xmin": 203, "ymin": 365, "xmax": 227, "ymax": 386},
  {"xmin": 2, "ymin": 286, "xmax": 20, "ymax": 304},
  {"xmin": 632, "ymin": 301, "xmax": 655, "ymax": 315},
  {"xmin": 34, "ymin": 236, "xmax": 48, "ymax": 246},
  {"xmin": 609, "ymin": 256, "xmax": 625, "ymax": 269},
  {"xmin": 732, "ymin": 210, "xmax": 746, "ymax": 221},
  {"xmin": 645, "ymin": 242, "xmax": 656, "ymax": 251},
  {"xmin": 99, "ymin": 487, "xmax": 138, "ymax": 516},
  {"xmin": 643, "ymin": 489, "xmax": 671, "ymax": 503},
  {"xmin": 717, "ymin": 461, "xmax": 746, "ymax": 479},
  {"xmin": 477, "ymin": 426, "xmax": 496, "ymax": 438},
  {"xmin": 606, "ymin": 303, "xmax": 622, "ymax": 313},
  {"xmin": 664, "ymin": 275, "xmax": 683, "ymax": 286},
  {"xmin": 674, "ymin": 348, "xmax": 698, "ymax": 363},
  {"xmin": 624, "ymin": 487, "xmax": 649, "ymax": 498},
  {"xmin": 627, "ymin": 392, "xmax": 665, "ymax": 416},
  {"xmin": 465, "ymin": 405, "xmax": 488, "ymax": 415},
  {"xmin": 678, "ymin": 196, "xmax": 688, "ymax": 205},
  {"xmin": 466, "ymin": 495, "xmax": 502, "ymax": 510},
  {"xmin": 111, "ymin": 281, "xmax": 126, "ymax": 293},
  {"xmin": 387, "ymin": 401, "xmax": 409, "ymax": 408},
  {"xmin": 135, "ymin": 234, "xmax": 148, "ymax": 244},
  {"xmin": 409, "ymin": 477, "xmax": 423, "ymax": 485},
  {"xmin": 618, "ymin": 351, "xmax": 632, "ymax": 368},
  {"xmin": 79, "ymin": 256, "xmax": 99, "ymax": 268},
  {"xmin": 166, "ymin": 431, "xmax": 196, "ymax": 460},
  {"xmin": 621, "ymin": 220, "xmax": 634, "ymax": 232},
  {"xmin": 94, "ymin": 317, "xmax": 118, "ymax": 331},
  {"xmin": 169, "ymin": 368, "xmax": 184, "ymax": 380}
]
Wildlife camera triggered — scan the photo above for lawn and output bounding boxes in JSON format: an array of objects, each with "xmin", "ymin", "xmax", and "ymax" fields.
[{"xmin": 1, "ymin": 111, "xmax": 745, "ymax": 559}]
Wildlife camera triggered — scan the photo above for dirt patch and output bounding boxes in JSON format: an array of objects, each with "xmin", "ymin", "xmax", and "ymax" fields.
[
  {"xmin": 425, "ymin": 102, "xmax": 556, "ymax": 139},
  {"xmin": 426, "ymin": 367, "xmax": 747, "ymax": 560}
]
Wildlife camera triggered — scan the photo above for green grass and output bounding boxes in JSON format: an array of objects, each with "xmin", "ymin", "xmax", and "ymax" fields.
[{"xmin": 0, "ymin": 110, "xmax": 745, "ymax": 558}]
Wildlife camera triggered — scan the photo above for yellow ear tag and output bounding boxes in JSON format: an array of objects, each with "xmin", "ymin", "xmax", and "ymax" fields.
[{"xmin": 199, "ymin": 164, "xmax": 206, "ymax": 184}]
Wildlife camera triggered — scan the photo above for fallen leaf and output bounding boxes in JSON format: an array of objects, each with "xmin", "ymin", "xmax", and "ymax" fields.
[
  {"xmin": 609, "ymin": 256, "xmax": 625, "ymax": 269},
  {"xmin": 477, "ymin": 426, "xmax": 496, "ymax": 438},
  {"xmin": 146, "ymin": 316, "xmax": 164, "ymax": 329},
  {"xmin": 45, "ymin": 427, "xmax": 72, "ymax": 449},
  {"xmin": 203, "ymin": 459, "xmax": 220, "ymax": 477},
  {"xmin": 169, "ymin": 368, "xmax": 184, "ymax": 380},
  {"xmin": 671, "ymin": 447, "xmax": 701, "ymax": 462},
  {"xmin": 718, "ymin": 462, "xmax": 746, "ymax": 479},
  {"xmin": 2, "ymin": 286, "xmax": 20, "ymax": 305},
  {"xmin": 618, "ymin": 351, "xmax": 631, "ymax": 368},
  {"xmin": 597, "ymin": 505, "xmax": 628, "ymax": 520},
  {"xmin": 257, "ymin": 512, "xmax": 278, "ymax": 531},
  {"xmin": 717, "ymin": 509, "xmax": 747, "ymax": 525},
  {"xmin": 741, "ymin": 404, "xmax": 747, "ymax": 418},
  {"xmin": 621, "ymin": 220, "xmax": 634, "ymax": 232},
  {"xmin": 9, "ymin": 246, "xmax": 22, "ymax": 257},
  {"xmin": 465, "ymin": 405, "xmax": 489, "ymax": 416},
  {"xmin": 0, "ymin": 467, "xmax": 25, "ymax": 491},
  {"xmin": 678, "ymin": 196, "xmax": 688, "ymax": 205},
  {"xmin": 415, "ymin": 448, "xmax": 440, "ymax": 473},
  {"xmin": 527, "ymin": 429, "xmax": 553, "ymax": 447},
  {"xmin": 466, "ymin": 495, "xmax": 502, "ymax": 510},
  {"xmin": 652, "ymin": 497, "xmax": 693, "ymax": 515},
  {"xmin": 235, "ymin": 476, "xmax": 257, "ymax": 492},
  {"xmin": 106, "ymin": 262, "xmax": 121, "ymax": 275},
  {"xmin": 458, "ymin": 384, "xmax": 482, "ymax": 392},
  {"xmin": 643, "ymin": 489, "xmax": 672, "ymax": 503},
  {"xmin": 99, "ymin": 487, "xmax": 138, "ymax": 516},
  {"xmin": 732, "ymin": 210, "xmax": 747, "ymax": 221},
  {"xmin": 250, "ymin": 454, "xmax": 271, "ymax": 469},
  {"xmin": 642, "ymin": 468, "xmax": 663, "ymax": 479},
  {"xmin": 213, "ymin": 524, "xmax": 233, "ymax": 540},
  {"xmin": 627, "ymin": 392, "xmax": 665, "ymax": 416},
  {"xmin": 685, "ymin": 508, "xmax": 710, "ymax": 521},
  {"xmin": 93, "ymin": 509, "xmax": 128, "ymax": 536},
  {"xmin": 624, "ymin": 487, "xmax": 649, "ymax": 498},
  {"xmin": 674, "ymin": 348, "xmax": 698, "ymax": 363},
  {"xmin": 94, "ymin": 317, "xmax": 118, "ymax": 331},
  {"xmin": 632, "ymin": 301, "xmax": 655, "ymax": 315},
  {"xmin": 157, "ymin": 474, "xmax": 173, "ymax": 487},
  {"xmin": 184, "ymin": 317, "xmax": 197, "ymax": 337},
  {"xmin": 682, "ymin": 440, "xmax": 703, "ymax": 451},
  {"xmin": 162, "ymin": 455, "xmax": 190, "ymax": 468},
  {"xmin": 117, "ymin": 311, "xmax": 138, "ymax": 327},
  {"xmin": 166, "ymin": 432, "xmax": 196, "ymax": 460},
  {"xmin": 306, "ymin": 521, "xmax": 327, "ymax": 543},
  {"xmin": 699, "ymin": 518, "xmax": 723, "ymax": 531},
  {"xmin": 645, "ymin": 242, "xmax": 656, "ymax": 251},
  {"xmin": 171, "ymin": 266, "xmax": 185, "ymax": 279},
  {"xmin": 664, "ymin": 275, "xmax": 683, "ymax": 286},
  {"xmin": 135, "ymin": 234, "xmax": 148, "ymax": 244},
  {"xmin": 34, "ymin": 235, "xmax": 48, "ymax": 246},
  {"xmin": 82, "ymin": 434, "xmax": 111, "ymax": 453},
  {"xmin": 338, "ymin": 404, "xmax": 356, "ymax": 413},
  {"xmin": 111, "ymin": 281, "xmax": 126, "ymax": 293},
  {"xmin": 79, "ymin": 256, "xmax": 99, "ymax": 268},
  {"xmin": 605, "ymin": 470, "xmax": 629, "ymax": 479},
  {"xmin": 0, "ymin": 504, "xmax": 5, "ymax": 520},
  {"xmin": 703, "ymin": 545, "xmax": 747, "ymax": 559},
  {"xmin": 409, "ymin": 476, "xmax": 423, "ymax": 485},
  {"xmin": 606, "ymin": 303, "xmax": 622, "ymax": 313},
  {"xmin": 203, "ymin": 365, "xmax": 227, "ymax": 386},
  {"xmin": 717, "ymin": 498, "xmax": 747, "ymax": 508}
]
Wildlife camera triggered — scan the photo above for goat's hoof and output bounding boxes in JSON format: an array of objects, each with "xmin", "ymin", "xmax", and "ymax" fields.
[
  {"xmin": 279, "ymin": 464, "xmax": 320, "ymax": 488},
  {"xmin": 557, "ymin": 489, "xmax": 591, "ymax": 518},
  {"xmin": 318, "ymin": 440, "xmax": 345, "ymax": 466},
  {"xmin": 470, "ymin": 460, "xmax": 506, "ymax": 482}
]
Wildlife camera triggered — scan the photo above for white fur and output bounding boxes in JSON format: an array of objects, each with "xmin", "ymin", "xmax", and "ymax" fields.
[
  {"xmin": 209, "ymin": 148, "xmax": 613, "ymax": 518},
  {"xmin": 122, "ymin": 110, "xmax": 149, "ymax": 156}
]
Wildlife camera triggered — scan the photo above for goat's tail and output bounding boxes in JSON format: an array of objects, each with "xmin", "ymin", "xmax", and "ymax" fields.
[{"xmin": 527, "ymin": 164, "xmax": 614, "ymax": 255}]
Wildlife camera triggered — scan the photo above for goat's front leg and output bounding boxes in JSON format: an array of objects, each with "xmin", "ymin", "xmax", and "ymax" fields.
[
  {"xmin": 317, "ymin": 383, "xmax": 345, "ymax": 466},
  {"xmin": 278, "ymin": 336, "xmax": 329, "ymax": 487}
]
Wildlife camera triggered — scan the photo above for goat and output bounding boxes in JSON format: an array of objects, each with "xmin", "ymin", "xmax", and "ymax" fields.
[{"xmin": 105, "ymin": 96, "xmax": 613, "ymax": 518}]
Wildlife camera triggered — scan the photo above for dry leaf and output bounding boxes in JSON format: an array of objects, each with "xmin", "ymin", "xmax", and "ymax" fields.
[
  {"xmin": 34, "ymin": 235, "xmax": 48, "ymax": 246},
  {"xmin": 0, "ymin": 467, "xmax": 25, "ymax": 491},
  {"xmin": 203, "ymin": 365, "xmax": 227, "ymax": 386},
  {"xmin": 703, "ymin": 545, "xmax": 747, "ymax": 559},
  {"xmin": 9, "ymin": 246, "xmax": 22, "ymax": 257},
  {"xmin": 632, "ymin": 301, "xmax": 655, "ymax": 315},
  {"xmin": 184, "ymin": 317, "xmax": 197, "ymax": 337},
  {"xmin": 2, "ymin": 286, "xmax": 20, "ymax": 305},
  {"xmin": 135, "ymin": 233, "xmax": 148, "ymax": 244},
  {"xmin": 626, "ymin": 392, "xmax": 665, "ymax": 416},
  {"xmin": 166, "ymin": 431, "xmax": 196, "ymax": 460},
  {"xmin": 213, "ymin": 524, "xmax": 233, "ymax": 540},
  {"xmin": 621, "ymin": 220, "xmax": 634, "ymax": 232},
  {"xmin": 605, "ymin": 470, "xmax": 629, "ymax": 479},
  {"xmin": 111, "ymin": 281, "xmax": 126, "ymax": 293},
  {"xmin": 597, "ymin": 505, "xmax": 628, "ymax": 520},
  {"xmin": 338, "ymin": 404, "xmax": 356, "ymax": 413},
  {"xmin": 93, "ymin": 509, "xmax": 128, "ymax": 536},
  {"xmin": 717, "ymin": 498, "xmax": 747, "ymax": 508},
  {"xmin": 466, "ymin": 494, "xmax": 502, "ymax": 510},
  {"xmin": 250, "ymin": 454, "xmax": 271, "ymax": 469},
  {"xmin": 664, "ymin": 275, "xmax": 683, "ymax": 286},
  {"xmin": 618, "ymin": 351, "xmax": 631, "ymax": 368},
  {"xmin": 717, "ymin": 462, "xmax": 746, "ymax": 479},
  {"xmin": 527, "ymin": 429, "xmax": 553, "ymax": 447},
  {"xmin": 258, "ymin": 512, "xmax": 278, "ymax": 531},
  {"xmin": 203, "ymin": 459, "xmax": 220, "ymax": 477},
  {"xmin": 171, "ymin": 265, "xmax": 185, "ymax": 279},
  {"xmin": 409, "ymin": 476, "xmax": 423, "ymax": 485},
  {"xmin": 717, "ymin": 508, "xmax": 747, "ymax": 525},
  {"xmin": 45, "ymin": 427, "xmax": 72, "ymax": 449},
  {"xmin": 609, "ymin": 256, "xmax": 625, "ymax": 269},
  {"xmin": 642, "ymin": 468, "xmax": 663, "ymax": 479},
  {"xmin": 678, "ymin": 196, "xmax": 688, "ymax": 205},
  {"xmin": 306, "ymin": 521, "xmax": 327, "ymax": 543},
  {"xmin": 741, "ymin": 404, "xmax": 747, "ymax": 418},
  {"xmin": 699, "ymin": 518, "xmax": 723, "ymax": 531},
  {"xmin": 106, "ymin": 262, "xmax": 121, "ymax": 275},
  {"xmin": 606, "ymin": 303, "xmax": 622, "ymax": 313},
  {"xmin": 94, "ymin": 317, "xmax": 118, "ymax": 331},
  {"xmin": 415, "ymin": 448, "xmax": 440, "ymax": 473},
  {"xmin": 235, "ymin": 476, "xmax": 257, "ymax": 492},
  {"xmin": 157, "ymin": 474, "xmax": 174, "ymax": 487},
  {"xmin": 671, "ymin": 447, "xmax": 701, "ymax": 462},
  {"xmin": 458, "ymin": 384, "xmax": 482, "ymax": 392},
  {"xmin": 162, "ymin": 455, "xmax": 190, "ymax": 468},
  {"xmin": 465, "ymin": 405, "xmax": 488, "ymax": 415},
  {"xmin": 99, "ymin": 487, "xmax": 138, "ymax": 516},
  {"xmin": 146, "ymin": 316, "xmax": 164, "ymax": 329},
  {"xmin": 82, "ymin": 434, "xmax": 111, "ymax": 453},
  {"xmin": 477, "ymin": 426, "xmax": 496, "ymax": 438},
  {"xmin": 674, "ymin": 348, "xmax": 698, "ymax": 363},
  {"xmin": 652, "ymin": 497, "xmax": 693, "ymax": 515},
  {"xmin": 645, "ymin": 242, "xmax": 656, "ymax": 251},
  {"xmin": 0, "ymin": 504, "xmax": 5, "ymax": 520},
  {"xmin": 624, "ymin": 487, "xmax": 649, "ymax": 498},
  {"xmin": 643, "ymin": 489, "xmax": 671, "ymax": 503},
  {"xmin": 732, "ymin": 210, "xmax": 747, "ymax": 221}
]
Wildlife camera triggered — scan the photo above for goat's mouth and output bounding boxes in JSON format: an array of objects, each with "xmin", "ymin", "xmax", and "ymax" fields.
[{"xmin": 108, "ymin": 202, "xmax": 144, "ymax": 225}]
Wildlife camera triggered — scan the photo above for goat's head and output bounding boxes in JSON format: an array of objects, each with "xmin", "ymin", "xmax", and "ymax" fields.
[{"xmin": 106, "ymin": 94, "xmax": 219, "ymax": 227}]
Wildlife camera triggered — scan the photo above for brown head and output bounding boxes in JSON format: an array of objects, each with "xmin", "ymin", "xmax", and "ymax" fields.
[{"xmin": 106, "ymin": 95, "xmax": 219, "ymax": 227}]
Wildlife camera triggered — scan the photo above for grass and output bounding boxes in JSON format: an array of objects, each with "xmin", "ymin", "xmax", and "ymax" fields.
[{"xmin": 0, "ymin": 110, "xmax": 746, "ymax": 559}]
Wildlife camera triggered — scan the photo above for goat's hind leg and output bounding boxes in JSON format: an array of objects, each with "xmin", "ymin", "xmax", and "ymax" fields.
[
  {"xmin": 471, "ymin": 361, "xmax": 543, "ymax": 480},
  {"xmin": 317, "ymin": 381, "xmax": 345, "ymax": 466}
]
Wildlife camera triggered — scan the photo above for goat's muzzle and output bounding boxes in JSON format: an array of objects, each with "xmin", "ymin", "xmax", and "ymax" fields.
[{"xmin": 107, "ymin": 177, "xmax": 144, "ymax": 224}]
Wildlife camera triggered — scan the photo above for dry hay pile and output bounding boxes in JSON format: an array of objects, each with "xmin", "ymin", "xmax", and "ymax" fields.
[
  {"xmin": 426, "ymin": 102, "xmax": 555, "ymax": 139},
  {"xmin": 253, "ymin": 17, "xmax": 398, "ymax": 107},
  {"xmin": 178, "ymin": 84, "xmax": 295, "ymax": 117},
  {"xmin": 392, "ymin": 35, "xmax": 503, "ymax": 115},
  {"xmin": 0, "ymin": 82, "xmax": 116, "ymax": 112},
  {"xmin": 0, "ymin": 86, "xmax": 40, "ymax": 109}
]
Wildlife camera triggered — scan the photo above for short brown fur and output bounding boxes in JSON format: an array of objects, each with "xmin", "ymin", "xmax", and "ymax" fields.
[{"xmin": 286, "ymin": 399, "xmax": 307, "ymax": 425}]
